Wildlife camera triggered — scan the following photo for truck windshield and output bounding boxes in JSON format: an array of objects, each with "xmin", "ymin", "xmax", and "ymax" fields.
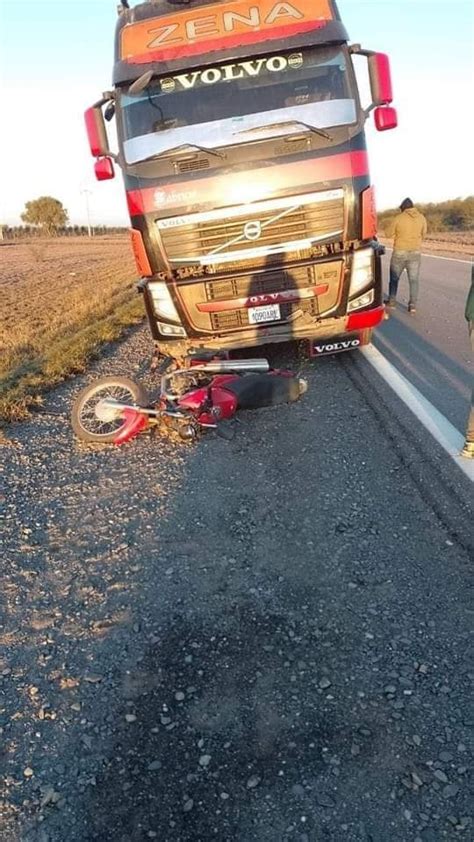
[{"xmin": 120, "ymin": 46, "xmax": 356, "ymax": 165}]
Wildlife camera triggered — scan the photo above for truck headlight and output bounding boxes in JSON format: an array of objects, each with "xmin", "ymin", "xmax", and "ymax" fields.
[
  {"xmin": 149, "ymin": 282, "xmax": 180, "ymax": 323},
  {"xmin": 350, "ymin": 248, "xmax": 374, "ymax": 296}
]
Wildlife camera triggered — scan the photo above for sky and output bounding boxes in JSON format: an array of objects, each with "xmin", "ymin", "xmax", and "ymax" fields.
[{"xmin": 0, "ymin": 0, "xmax": 473, "ymax": 226}]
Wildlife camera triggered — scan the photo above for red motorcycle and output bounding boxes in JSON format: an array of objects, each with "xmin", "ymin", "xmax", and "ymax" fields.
[{"xmin": 71, "ymin": 351, "xmax": 307, "ymax": 445}]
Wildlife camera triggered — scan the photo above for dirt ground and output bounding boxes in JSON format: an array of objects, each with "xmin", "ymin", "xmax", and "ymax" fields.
[
  {"xmin": 1, "ymin": 236, "xmax": 135, "ymax": 352},
  {"xmin": 0, "ymin": 236, "xmax": 139, "ymax": 419}
]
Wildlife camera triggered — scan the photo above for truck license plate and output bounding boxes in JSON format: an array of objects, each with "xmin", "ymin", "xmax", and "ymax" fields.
[{"xmin": 248, "ymin": 304, "xmax": 281, "ymax": 325}]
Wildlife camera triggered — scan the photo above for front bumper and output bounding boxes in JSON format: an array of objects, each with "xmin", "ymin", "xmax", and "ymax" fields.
[
  {"xmin": 150, "ymin": 306, "xmax": 384, "ymax": 353},
  {"xmin": 141, "ymin": 245, "xmax": 384, "ymax": 351}
]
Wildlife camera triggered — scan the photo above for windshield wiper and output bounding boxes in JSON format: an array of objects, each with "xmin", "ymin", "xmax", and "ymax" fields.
[
  {"xmin": 136, "ymin": 143, "xmax": 226, "ymax": 163},
  {"xmin": 234, "ymin": 120, "xmax": 333, "ymax": 142}
]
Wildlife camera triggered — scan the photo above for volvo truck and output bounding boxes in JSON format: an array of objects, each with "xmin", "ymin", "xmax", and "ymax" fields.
[{"xmin": 85, "ymin": 0, "xmax": 397, "ymax": 357}]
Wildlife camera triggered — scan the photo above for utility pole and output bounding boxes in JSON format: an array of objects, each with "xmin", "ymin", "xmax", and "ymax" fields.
[{"xmin": 81, "ymin": 188, "xmax": 93, "ymax": 237}]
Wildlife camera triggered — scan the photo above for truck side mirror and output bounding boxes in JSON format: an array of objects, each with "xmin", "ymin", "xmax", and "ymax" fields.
[
  {"xmin": 94, "ymin": 157, "xmax": 115, "ymax": 181},
  {"xmin": 368, "ymin": 53, "xmax": 393, "ymax": 105},
  {"xmin": 350, "ymin": 46, "xmax": 397, "ymax": 130},
  {"xmin": 85, "ymin": 100, "xmax": 117, "ymax": 180},
  {"xmin": 374, "ymin": 106, "xmax": 398, "ymax": 132},
  {"xmin": 84, "ymin": 106, "xmax": 110, "ymax": 157}
]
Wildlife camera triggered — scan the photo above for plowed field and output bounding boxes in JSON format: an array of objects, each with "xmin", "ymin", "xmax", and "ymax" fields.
[{"xmin": 0, "ymin": 236, "xmax": 141, "ymax": 420}]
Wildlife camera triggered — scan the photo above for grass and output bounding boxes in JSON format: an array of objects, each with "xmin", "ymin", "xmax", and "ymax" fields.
[{"xmin": 0, "ymin": 236, "xmax": 144, "ymax": 421}]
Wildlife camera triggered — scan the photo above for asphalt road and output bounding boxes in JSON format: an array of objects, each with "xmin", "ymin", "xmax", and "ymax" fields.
[
  {"xmin": 376, "ymin": 252, "xmax": 472, "ymax": 433},
  {"xmin": 1, "ymin": 323, "xmax": 473, "ymax": 842}
]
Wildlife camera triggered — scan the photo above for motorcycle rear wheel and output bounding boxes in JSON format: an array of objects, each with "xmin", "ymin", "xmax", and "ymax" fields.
[{"xmin": 71, "ymin": 376, "xmax": 149, "ymax": 443}]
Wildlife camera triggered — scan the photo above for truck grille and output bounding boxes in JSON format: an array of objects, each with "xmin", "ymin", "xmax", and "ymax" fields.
[
  {"xmin": 157, "ymin": 188, "xmax": 344, "ymax": 271},
  {"xmin": 210, "ymin": 298, "xmax": 319, "ymax": 332},
  {"xmin": 205, "ymin": 265, "xmax": 314, "ymax": 301},
  {"xmin": 176, "ymin": 260, "xmax": 343, "ymax": 333}
]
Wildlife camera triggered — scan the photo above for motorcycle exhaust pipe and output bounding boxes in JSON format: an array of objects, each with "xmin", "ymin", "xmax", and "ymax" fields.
[{"xmin": 193, "ymin": 359, "xmax": 270, "ymax": 373}]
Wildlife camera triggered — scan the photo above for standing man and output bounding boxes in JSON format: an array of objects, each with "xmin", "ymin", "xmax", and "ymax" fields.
[
  {"xmin": 461, "ymin": 264, "xmax": 474, "ymax": 458},
  {"xmin": 386, "ymin": 198, "xmax": 428, "ymax": 314}
]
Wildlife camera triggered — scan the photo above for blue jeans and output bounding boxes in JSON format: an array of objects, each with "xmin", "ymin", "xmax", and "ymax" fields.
[{"xmin": 389, "ymin": 250, "xmax": 421, "ymax": 305}]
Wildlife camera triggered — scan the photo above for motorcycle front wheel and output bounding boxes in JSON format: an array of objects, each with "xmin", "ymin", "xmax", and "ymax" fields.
[{"xmin": 71, "ymin": 376, "xmax": 149, "ymax": 443}]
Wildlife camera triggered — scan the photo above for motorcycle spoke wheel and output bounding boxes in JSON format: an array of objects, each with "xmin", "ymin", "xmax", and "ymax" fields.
[{"xmin": 71, "ymin": 377, "xmax": 149, "ymax": 443}]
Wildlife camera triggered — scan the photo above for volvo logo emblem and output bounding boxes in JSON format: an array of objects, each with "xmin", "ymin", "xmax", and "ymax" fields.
[{"xmin": 243, "ymin": 220, "xmax": 262, "ymax": 241}]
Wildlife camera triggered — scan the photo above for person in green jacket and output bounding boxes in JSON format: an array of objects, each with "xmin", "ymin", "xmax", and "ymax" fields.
[
  {"xmin": 386, "ymin": 198, "xmax": 428, "ymax": 314},
  {"xmin": 461, "ymin": 264, "xmax": 474, "ymax": 458}
]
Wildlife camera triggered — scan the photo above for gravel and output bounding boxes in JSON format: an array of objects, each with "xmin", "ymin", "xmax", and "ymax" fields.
[{"xmin": 0, "ymin": 324, "xmax": 472, "ymax": 841}]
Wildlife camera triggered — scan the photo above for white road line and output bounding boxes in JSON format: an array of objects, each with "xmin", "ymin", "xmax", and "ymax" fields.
[
  {"xmin": 421, "ymin": 254, "xmax": 472, "ymax": 265},
  {"xmin": 360, "ymin": 344, "xmax": 474, "ymax": 482}
]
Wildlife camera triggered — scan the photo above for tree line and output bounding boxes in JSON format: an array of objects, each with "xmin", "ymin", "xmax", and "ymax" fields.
[
  {"xmin": 1, "ymin": 225, "xmax": 128, "ymax": 240},
  {"xmin": 0, "ymin": 196, "xmax": 127, "ymax": 240},
  {"xmin": 378, "ymin": 196, "xmax": 474, "ymax": 235}
]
